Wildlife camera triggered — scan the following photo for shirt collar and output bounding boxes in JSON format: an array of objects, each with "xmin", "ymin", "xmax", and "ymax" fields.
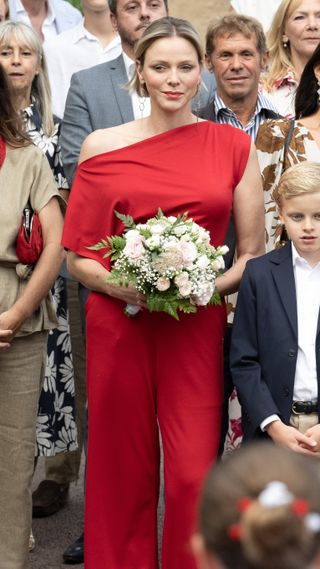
[
  {"xmin": 214, "ymin": 90, "xmax": 277, "ymax": 118},
  {"xmin": 15, "ymin": 0, "xmax": 27, "ymax": 13},
  {"xmin": 66, "ymin": 20, "xmax": 87, "ymax": 43},
  {"xmin": 16, "ymin": 0, "xmax": 55, "ymax": 24},
  {"xmin": 292, "ymin": 242, "xmax": 320, "ymax": 271},
  {"xmin": 122, "ymin": 51, "xmax": 135, "ymax": 80}
]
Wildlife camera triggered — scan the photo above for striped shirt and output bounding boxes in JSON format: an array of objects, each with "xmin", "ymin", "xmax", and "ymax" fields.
[{"xmin": 213, "ymin": 91, "xmax": 278, "ymax": 141}]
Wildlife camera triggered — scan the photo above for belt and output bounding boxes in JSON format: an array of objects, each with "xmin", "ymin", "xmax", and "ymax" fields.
[
  {"xmin": 0, "ymin": 260, "xmax": 18, "ymax": 268},
  {"xmin": 292, "ymin": 400, "xmax": 318, "ymax": 415}
]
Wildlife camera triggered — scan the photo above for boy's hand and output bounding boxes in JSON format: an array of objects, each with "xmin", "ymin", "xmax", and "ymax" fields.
[
  {"xmin": 303, "ymin": 424, "xmax": 320, "ymax": 451},
  {"xmin": 0, "ymin": 329, "xmax": 13, "ymax": 350},
  {"xmin": 266, "ymin": 420, "xmax": 318, "ymax": 455}
]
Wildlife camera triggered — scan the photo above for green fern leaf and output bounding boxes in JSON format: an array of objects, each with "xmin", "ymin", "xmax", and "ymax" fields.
[
  {"xmin": 114, "ymin": 210, "xmax": 136, "ymax": 229},
  {"xmin": 208, "ymin": 290, "xmax": 222, "ymax": 306}
]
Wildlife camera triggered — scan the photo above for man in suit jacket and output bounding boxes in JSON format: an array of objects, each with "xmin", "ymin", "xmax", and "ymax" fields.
[
  {"xmin": 60, "ymin": 0, "xmax": 216, "ymax": 185},
  {"xmin": 230, "ymin": 161, "xmax": 320, "ymax": 454},
  {"xmin": 8, "ymin": 0, "xmax": 82, "ymax": 38}
]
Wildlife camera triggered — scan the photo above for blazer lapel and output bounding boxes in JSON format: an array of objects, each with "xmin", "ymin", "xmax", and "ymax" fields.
[
  {"xmin": 109, "ymin": 56, "xmax": 134, "ymax": 123},
  {"xmin": 270, "ymin": 243, "xmax": 298, "ymax": 339}
]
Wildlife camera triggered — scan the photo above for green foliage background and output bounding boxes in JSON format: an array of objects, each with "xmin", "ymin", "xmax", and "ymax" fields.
[{"xmin": 66, "ymin": 0, "xmax": 83, "ymax": 12}]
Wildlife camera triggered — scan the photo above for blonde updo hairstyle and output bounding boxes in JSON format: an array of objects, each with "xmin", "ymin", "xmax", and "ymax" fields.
[
  {"xmin": 129, "ymin": 16, "xmax": 203, "ymax": 98},
  {"xmin": 199, "ymin": 442, "xmax": 320, "ymax": 569},
  {"xmin": 263, "ymin": 0, "xmax": 302, "ymax": 92},
  {"xmin": 0, "ymin": 21, "xmax": 54, "ymax": 136}
]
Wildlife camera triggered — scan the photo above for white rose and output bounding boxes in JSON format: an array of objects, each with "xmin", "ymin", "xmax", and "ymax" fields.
[
  {"xmin": 191, "ymin": 222, "xmax": 200, "ymax": 235},
  {"xmin": 136, "ymin": 223, "xmax": 148, "ymax": 231},
  {"xmin": 197, "ymin": 227, "xmax": 210, "ymax": 244},
  {"xmin": 174, "ymin": 272, "xmax": 189, "ymax": 288},
  {"xmin": 196, "ymin": 254, "xmax": 210, "ymax": 269},
  {"xmin": 179, "ymin": 282, "xmax": 192, "ymax": 297},
  {"xmin": 164, "ymin": 239, "xmax": 179, "ymax": 251},
  {"xmin": 145, "ymin": 235, "xmax": 161, "ymax": 250},
  {"xmin": 179, "ymin": 241, "xmax": 197, "ymax": 267},
  {"xmin": 218, "ymin": 245, "xmax": 229, "ymax": 256},
  {"xmin": 168, "ymin": 216, "xmax": 177, "ymax": 223},
  {"xmin": 125, "ymin": 229, "xmax": 141, "ymax": 241},
  {"xmin": 211, "ymin": 256, "xmax": 225, "ymax": 272},
  {"xmin": 173, "ymin": 224, "xmax": 187, "ymax": 237},
  {"xmin": 150, "ymin": 222, "xmax": 167, "ymax": 235},
  {"xmin": 156, "ymin": 277, "xmax": 171, "ymax": 291},
  {"xmin": 123, "ymin": 234, "xmax": 145, "ymax": 261}
]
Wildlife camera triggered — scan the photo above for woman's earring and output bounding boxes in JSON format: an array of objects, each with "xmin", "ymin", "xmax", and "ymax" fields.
[
  {"xmin": 317, "ymin": 79, "xmax": 320, "ymax": 105},
  {"xmin": 283, "ymin": 41, "xmax": 288, "ymax": 49},
  {"xmin": 139, "ymin": 96, "xmax": 146, "ymax": 119}
]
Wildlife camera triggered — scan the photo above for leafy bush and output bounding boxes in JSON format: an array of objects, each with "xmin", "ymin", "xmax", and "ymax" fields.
[{"xmin": 66, "ymin": 0, "xmax": 83, "ymax": 12}]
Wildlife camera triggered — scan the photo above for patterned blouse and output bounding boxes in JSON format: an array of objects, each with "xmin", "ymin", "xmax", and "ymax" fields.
[
  {"xmin": 256, "ymin": 118, "xmax": 320, "ymax": 251},
  {"xmin": 22, "ymin": 102, "xmax": 69, "ymax": 190},
  {"xmin": 267, "ymin": 69, "xmax": 298, "ymax": 118}
]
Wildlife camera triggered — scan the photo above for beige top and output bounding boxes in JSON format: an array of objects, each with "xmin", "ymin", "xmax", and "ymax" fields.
[{"xmin": 0, "ymin": 143, "xmax": 61, "ymax": 335}]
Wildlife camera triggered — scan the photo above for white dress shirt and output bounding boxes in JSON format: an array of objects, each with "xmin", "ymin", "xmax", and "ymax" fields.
[
  {"xmin": 261, "ymin": 243, "xmax": 320, "ymax": 431},
  {"xmin": 122, "ymin": 51, "xmax": 151, "ymax": 120},
  {"xmin": 45, "ymin": 20, "xmax": 122, "ymax": 118},
  {"xmin": 13, "ymin": 0, "xmax": 57, "ymax": 41},
  {"xmin": 292, "ymin": 244, "xmax": 320, "ymax": 401},
  {"xmin": 231, "ymin": 0, "xmax": 282, "ymax": 32},
  {"xmin": 9, "ymin": 0, "xmax": 82, "ymax": 37}
]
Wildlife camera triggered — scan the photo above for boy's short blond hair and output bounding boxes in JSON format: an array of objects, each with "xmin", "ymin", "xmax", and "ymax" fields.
[{"xmin": 273, "ymin": 162, "xmax": 320, "ymax": 207}]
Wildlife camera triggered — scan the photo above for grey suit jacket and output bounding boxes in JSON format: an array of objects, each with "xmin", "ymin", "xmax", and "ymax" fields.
[{"xmin": 60, "ymin": 54, "xmax": 216, "ymax": 185}]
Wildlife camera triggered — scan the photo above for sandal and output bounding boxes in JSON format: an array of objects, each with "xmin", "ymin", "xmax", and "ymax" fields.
[{"xmin": 29, "ymin": 530, "xmax": 35, "ymax": 552}]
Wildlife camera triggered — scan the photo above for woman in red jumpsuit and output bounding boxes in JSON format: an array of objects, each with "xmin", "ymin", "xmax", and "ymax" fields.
[{"xmin": 62, "ymin": 16, "xmax": 265, "ymax": 569}]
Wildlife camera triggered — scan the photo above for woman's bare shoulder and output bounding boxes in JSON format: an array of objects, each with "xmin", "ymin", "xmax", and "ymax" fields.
[{"xmin": 79, "ymin": 121, "xmax": 143, "ymax": 163}]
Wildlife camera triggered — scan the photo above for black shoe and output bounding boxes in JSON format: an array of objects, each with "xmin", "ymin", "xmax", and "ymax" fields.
[
  {"xmin": 32, "ymin": 480, "xmax": 69, "ymax": 518},
  {"xmin": 63, "ymin": 533, "xmax": 84, "ymax": 565}
]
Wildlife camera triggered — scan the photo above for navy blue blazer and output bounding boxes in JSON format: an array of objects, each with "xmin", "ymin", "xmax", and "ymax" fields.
[{"xmin": 230, "ymin": 241, "xmax": 320, "ymax": 440}]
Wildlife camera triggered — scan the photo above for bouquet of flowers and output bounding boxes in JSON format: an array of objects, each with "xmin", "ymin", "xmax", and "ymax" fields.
[{"xmin": 90, "ymin": 209, "xmax": 229, "ymax": 320}]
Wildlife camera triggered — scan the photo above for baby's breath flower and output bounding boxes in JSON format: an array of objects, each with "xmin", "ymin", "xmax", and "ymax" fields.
[{"xmin": 93, "ymin": 209, "xmax": 228, "ymax": 319}]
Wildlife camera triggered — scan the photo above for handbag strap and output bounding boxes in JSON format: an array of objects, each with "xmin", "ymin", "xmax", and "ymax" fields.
[
  {"xmin": 282, "ymin": 119, "xmax": 295, "ymax": 169},
  {"xmin": 0, "ymin": 136, "xmax": 6, "ymax": 168}
]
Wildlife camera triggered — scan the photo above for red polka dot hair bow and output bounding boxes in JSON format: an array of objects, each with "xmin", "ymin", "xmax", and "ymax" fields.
[{"xmin": 228, "ymin": 481, "xmax": 320, "ymax": 541}]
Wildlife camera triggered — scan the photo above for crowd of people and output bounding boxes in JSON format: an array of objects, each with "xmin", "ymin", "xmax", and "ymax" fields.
[{"xmin": 2, "ymin": 1, "xmax": 320, "ymax": 569}]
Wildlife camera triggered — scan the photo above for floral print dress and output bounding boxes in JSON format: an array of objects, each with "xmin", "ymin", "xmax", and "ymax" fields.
[
  {"xmin": 23, "ymin": 102, "xmax": 77, "ymax": 456},
  {"xmin": 256, "ymin": 118, "xmax": 320, "ymax": 251}
]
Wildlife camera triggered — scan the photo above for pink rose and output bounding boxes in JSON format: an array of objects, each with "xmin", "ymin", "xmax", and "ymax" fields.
[
  {"xmin": 123, "ymin": 234, "xmax": 145, "ymax": 261},
  {"xmin": 156, "ymin": 277, "xmax": 171, "ymax": 291},
  {"xmin": 179, "ymin": 282, "xmax": 192, "ymax": 297},
  {"xmin": 179, "ymin": 241, "xmax": 197, "ymax": 267}
]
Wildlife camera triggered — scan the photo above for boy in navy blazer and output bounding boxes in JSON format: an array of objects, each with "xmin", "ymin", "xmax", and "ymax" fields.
[{"xmin": 231, "ymin": 161, "xmax": 320, "ymax": 455}]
